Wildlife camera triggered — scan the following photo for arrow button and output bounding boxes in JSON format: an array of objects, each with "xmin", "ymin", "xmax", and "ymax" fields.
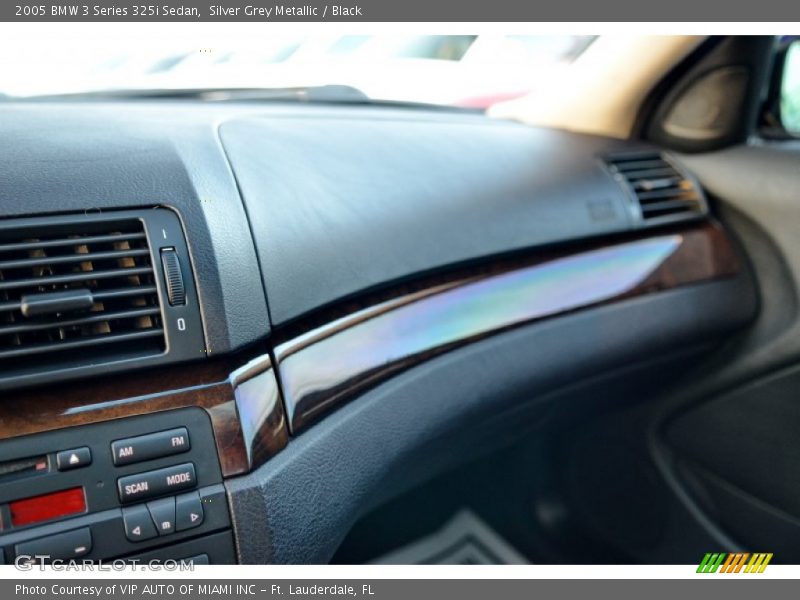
[
  {"xmin": 122, "ymin": 504, "xmax": 157, "ymax": 542},
  {"xmin": 56, "ymin": 447, "xmax": 92, "ymax": 471},
  {"xmin": 175, "ymin": 491, "xmax": 204, "ymax": 532}
]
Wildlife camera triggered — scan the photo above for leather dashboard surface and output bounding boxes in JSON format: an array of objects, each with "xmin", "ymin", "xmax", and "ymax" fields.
[{"xmin": 219, "ymin": 113, "xmax": 649, "ymax": 325}]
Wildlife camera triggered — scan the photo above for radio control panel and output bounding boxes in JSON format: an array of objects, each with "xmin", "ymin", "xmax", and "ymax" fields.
[{"xmin": 0, "ymin": 407, "xmax": 235, "ymax": 565}]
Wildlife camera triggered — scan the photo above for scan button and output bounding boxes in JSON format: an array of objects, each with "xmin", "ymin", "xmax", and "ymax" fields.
[{"xmin": 117, "ymin": 463, "xmax": 196, "ymax": 504}]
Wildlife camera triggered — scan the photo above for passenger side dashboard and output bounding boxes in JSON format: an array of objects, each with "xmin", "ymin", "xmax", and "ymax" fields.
[{"xmin": 0, "ymin": 101, "xmax": 757, "ymax": 564}]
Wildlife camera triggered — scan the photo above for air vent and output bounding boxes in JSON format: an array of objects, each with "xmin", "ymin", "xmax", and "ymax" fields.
[
  {"xmin": 0, "ymin": 219, "xmax": 164, "ymax": 375},
  {"xmin": 605, "ymin": 152, "xmax": 706, "ymax": 224}
]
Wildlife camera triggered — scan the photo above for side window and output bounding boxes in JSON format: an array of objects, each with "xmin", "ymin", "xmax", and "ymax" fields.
[{"xmin": 780, "ymin": 41, "xmax": 800, "ymax": 133}]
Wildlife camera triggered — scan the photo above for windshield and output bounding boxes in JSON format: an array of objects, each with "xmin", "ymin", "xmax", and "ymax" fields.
[{"xmin": 0, "ymin": 33, "xmax": 594, "ymax": 108}]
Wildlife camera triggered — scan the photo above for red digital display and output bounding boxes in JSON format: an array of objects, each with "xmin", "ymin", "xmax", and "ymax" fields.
[{"xmin": 9, "ymin": 487, "xmax": 86, "ymax": 527}]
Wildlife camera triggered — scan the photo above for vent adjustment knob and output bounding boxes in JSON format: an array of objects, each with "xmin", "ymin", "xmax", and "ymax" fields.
[{"xmin": 160, "ymin": 248, "xmax": 186, "ymax": 306}]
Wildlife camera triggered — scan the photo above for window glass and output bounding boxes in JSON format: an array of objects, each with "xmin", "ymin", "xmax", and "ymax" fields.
[
  {"xmin": 780, "ymin": 41, "xmax": 800, "ymax": 132},
  {"xmin": 0, "ymin": 34, "xmax": 594, "ymax": 110}
]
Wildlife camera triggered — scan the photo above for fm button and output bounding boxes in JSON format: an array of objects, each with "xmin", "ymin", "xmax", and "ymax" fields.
[{"xmin": 112, "ymin": 427, "xmax": 190, "ymax": 466}]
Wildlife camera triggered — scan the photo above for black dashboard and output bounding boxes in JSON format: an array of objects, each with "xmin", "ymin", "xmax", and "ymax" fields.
[{"xmin": 0, "ymin": 101, "xmax": 757, "ymax": 564}]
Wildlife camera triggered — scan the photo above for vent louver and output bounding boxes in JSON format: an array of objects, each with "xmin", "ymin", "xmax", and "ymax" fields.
[
  {"xmin": 605, "ymin": 152, "xmax": 706, "ymax": 224},
  {"xmin": 0, "ymin": 219, "xmax": 165, "ymax": 374}
]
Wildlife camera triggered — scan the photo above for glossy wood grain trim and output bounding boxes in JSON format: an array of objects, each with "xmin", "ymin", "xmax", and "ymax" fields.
[
  {"xmin": 0, "ymin": 355, "xmax": 289, "ymax": 477},
  {"xmin": 274, "ymin": 222, "xmax": 741, "ymax": 433},
  {"xmin": 231, "ymin": 354, "xmax": 289, "ymax": 472}
]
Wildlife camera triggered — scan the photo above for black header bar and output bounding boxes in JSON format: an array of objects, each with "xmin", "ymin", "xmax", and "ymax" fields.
[{"xmin": 3, "ymin": 0, "xmax": 799, "ymax": 22}]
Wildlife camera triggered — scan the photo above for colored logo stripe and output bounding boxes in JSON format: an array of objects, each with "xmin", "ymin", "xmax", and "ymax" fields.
[
  {"xmin": 697, "ymin": 553, "xmax": 726, "ymax": 573},
  {"xmin": 697, "ymin": 553, "xmax": 773, "ymax": 573},
  {"xmin": 744, "ymin": 553, "xmax": 773, "ymax": 573},
  {"xmin": 721, "ymin": 553, "xmax": 749, "ymax": 573}
]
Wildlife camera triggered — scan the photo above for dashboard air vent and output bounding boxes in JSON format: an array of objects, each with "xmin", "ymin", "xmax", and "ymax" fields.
[
  {"xmin": 605, "ymin": 152, "xmax": 706, "ymax": 224},
  {"xmin": 0, "ymin": 219, "xmax": 164, "ymax": 373}
]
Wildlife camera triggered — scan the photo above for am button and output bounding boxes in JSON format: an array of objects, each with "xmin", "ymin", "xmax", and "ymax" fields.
[{"xmin": 111, "ymin": 427, "xmax": 191, "ymax": 466}]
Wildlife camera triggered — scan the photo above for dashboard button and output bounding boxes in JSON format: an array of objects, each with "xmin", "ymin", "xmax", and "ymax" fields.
[
  {"xmin": 111, "ymin": 427, "xmax": 190, "ymax": 466},
  {"xmin": 15, "ymin": 527, "xmax": 92, "ymax": 562},
  {"xmin": 147, "ymin": 497, "xmax": 176, "ymax": 536},
  {"xmin": 160, "ymin": 248, "xmax": 186, "ymax": 306},
  {"xmin": 181, "ymin": 554, "xmax": 209, "ymax": 565},
  {"xmin": 117, "ymin": 463, "xmax": 196, "ymax": 504},
  {"xmin": 122, "ymin": 504, "xmax": 158, "ymax": 542},
  {"xmin": 175, "ymin": 491, "xmax": 204, "ymax": 531},
  {"xmin": 56, "ymin": 447, "xmax": 92, "ymax": 471}
]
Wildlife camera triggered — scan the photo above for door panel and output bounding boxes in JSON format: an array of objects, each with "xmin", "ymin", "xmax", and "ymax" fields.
[{"xmin": 548, "ymin": 143, "xmax": 800, "ymax": 563}]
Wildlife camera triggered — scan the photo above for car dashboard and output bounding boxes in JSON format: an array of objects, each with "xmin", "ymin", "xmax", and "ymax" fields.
[{"xmin": 0, "ymin": 101, "xmax": 757, "ymax": 564}]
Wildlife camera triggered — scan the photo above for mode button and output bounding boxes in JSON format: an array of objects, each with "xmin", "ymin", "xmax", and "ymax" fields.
[{"xmin": 117, "ymin": 463, "xmax": 197, "ymax": 504}]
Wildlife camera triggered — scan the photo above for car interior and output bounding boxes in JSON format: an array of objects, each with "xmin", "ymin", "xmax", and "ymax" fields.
[{"xmin": 1, "ymin": 34, "xmax": 800, "ymax": 565}]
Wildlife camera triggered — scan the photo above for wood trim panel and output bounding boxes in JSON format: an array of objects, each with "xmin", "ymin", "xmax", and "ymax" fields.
[
  {"xmin": 0, "ymin": 221, "xmax": 741, "ymax": 472},
  {"xmin": 0, "ymin": 355, "xmax": 288, "ymax": 477},
  {"xmin": 274, "ymin": 222, "xmax": 741, "ymax": 433},
  {"xmin": 231, "ymin": 355, "xmax": 289, "ymax": 471}
]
